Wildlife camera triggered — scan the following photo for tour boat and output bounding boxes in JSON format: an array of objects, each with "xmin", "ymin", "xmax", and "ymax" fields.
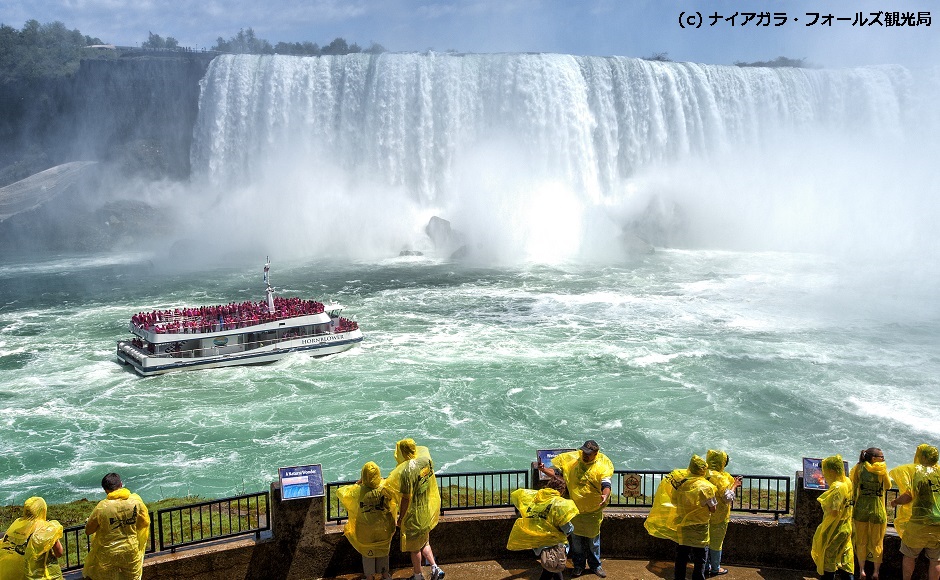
[{"xmin": 116, "ymin": 260, "xmax": 363, "ymax": 376}]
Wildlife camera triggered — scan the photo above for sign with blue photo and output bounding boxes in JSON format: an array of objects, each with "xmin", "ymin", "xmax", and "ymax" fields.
[
  {"xmin": 278, "ymin": 464, "xmax": 325, "ymax": 500},
  {"xmin": 536, "ymin": 448, "xmax": 576, "ymax": 480}
]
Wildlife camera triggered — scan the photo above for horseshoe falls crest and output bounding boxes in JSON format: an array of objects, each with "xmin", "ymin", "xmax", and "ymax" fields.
[{"xmin": 2, "ymin": 53, "xmax": 939, "ymax": 504}]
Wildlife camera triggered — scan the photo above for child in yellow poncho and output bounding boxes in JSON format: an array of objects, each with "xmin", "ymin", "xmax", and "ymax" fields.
[
  {"xmin": 705, "ymin": 449, "xmax": 742, "ymax": 577},
  {"xmin": 507, "ymin": 476, "xmax": 579, "ymax": 580},
  {"xmin": 337, "ymin": 461, "xmax": 398, "ymax": 580},
  {"xmin": 811, "ymin": 455, "xmax": 854, "ymax": 580},
  {"xmin": 850, "ymin": 448, "xmax": 890, "ymax": 580},
  {"xmin": 889, "ymin": 444, "xmax": 940, "ymax": 580},
  {"xmin": 0, "ymin": 496, "xmax": 64, "ymax": 580}
]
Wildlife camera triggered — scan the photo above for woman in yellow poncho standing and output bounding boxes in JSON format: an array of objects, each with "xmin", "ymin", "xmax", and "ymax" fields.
[
  {"xmin": 850, "ymin": 448, "xmax": 890, "ymax": 580},
  {"xmin": 811, "ymin": 455, "xmax": 854, "ymax": 580},
  {"xmin": 506, "ymin": 476, "xmax": 579, "ymax": 580},
  {"xmin": 0, "ymin": 496, "xmax": 64, "ymax": 580},
  {"xmin": 644, "ymin": 455, "xmax": 717, "ymax": 580},
  {"xmin": 705, "ymin": 450, "xmax": 742, "ymax": 577},
  {"xmin": 889, "ymin": 444, "xmax": 940, "ymax": 580},
  {"xmin": 385, "ymin": 439, "xmax": 444, "ymax": 580},
  {"xmin": 337, "ymin": 461, "xmax": 398, "ymax": 580}
]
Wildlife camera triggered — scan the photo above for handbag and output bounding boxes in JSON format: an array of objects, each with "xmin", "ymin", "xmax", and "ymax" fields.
[{"xmin": 539, "ymin": 543, "xmax": 567, "ymax": 573}]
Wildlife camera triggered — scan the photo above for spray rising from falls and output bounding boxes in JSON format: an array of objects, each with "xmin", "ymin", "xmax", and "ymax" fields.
[{"xmin": 189, "ymin": 53, "xmax": 939, "ymax": 264}]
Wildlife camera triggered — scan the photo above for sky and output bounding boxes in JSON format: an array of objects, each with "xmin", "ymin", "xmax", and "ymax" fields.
[{"xmin": 1, "ymin": 0, "xmax": 938, "ymax": 68}]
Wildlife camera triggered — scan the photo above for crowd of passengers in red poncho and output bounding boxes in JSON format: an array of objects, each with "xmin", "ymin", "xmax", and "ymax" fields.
[{"xmin": 131, "ymin": 297, "xmax": 337, "ymax": 334}]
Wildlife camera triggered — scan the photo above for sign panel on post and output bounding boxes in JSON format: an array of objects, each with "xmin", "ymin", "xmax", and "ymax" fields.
[
  {"xmin": 536, "ymin": 448, "xmax": 576, "ymax": 480},
  {"xmin": 802, "ymin": 457, "xmax": 850, "ymax": 490},
  {"xmin": 278, "ymin": 464, "xmax": 325, "ymax": 500}
]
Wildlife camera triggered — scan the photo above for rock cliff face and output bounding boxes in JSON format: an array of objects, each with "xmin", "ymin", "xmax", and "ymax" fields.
[
  {"xmin": 0, "ymin": 55, "xmax": 213, "ymax": 251},
  {"xmin": 66, "ymin": 56, "xmax": 212, "ymax": 179}
]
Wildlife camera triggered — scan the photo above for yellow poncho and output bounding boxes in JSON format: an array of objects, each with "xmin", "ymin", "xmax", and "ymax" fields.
[
  {"xmin": 506, "ymin": 488, "xmax": 579, "ymax": 551},
  {"xmin": 644, "ymin": 456, "xmax": 717, "ymax": 548},
  {"xmin": 83, "ymin": 488, "xmax": 150, "ymax": 580},
  {"xmin": 889, "ymin": 445, "xmax": 940, "ymax": 550},
  {"xmin": 337, "ymin": 462, "xmax": 398, "ymax": 558},
  {"xmin": 0, "ymin": 497, "xmax": 64, "ymax": 580},
  {"xmin": 706, "ymin": 450, "xmax": 735, "ymax": 551},
  {"xmin": 385, "ymin": 439, "xmax": 441, "ymax": 552},
  {"xmin": 811, "ymin": 456, "xmax": 854, "ymax": 575},
  {"xmin": 850, "ymin": 461, "xmax": 889, "ymax": 524},
  {"xmin": 551, "ymin": 450, "xmax": 614, "ymax": 537}
]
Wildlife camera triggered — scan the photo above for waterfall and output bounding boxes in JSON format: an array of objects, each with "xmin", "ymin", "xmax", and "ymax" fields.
[{"xmin": 189, "ymin": 53, "xmax": 938, "ymax": 263}]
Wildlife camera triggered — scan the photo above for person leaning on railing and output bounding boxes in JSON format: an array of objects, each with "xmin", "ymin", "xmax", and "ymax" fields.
[
  {"xmin": 83, "ymin": 473, "xmax": 150, "ymax": 580},
  {"xmin": 0, "ymin": 496, "xmax": 65, "ymax": 580},
  {"xmin": 889, "ymin": 444, "xmax": 940, "ymax": 580},
  {"xmin": 812, "ymin": 455, "xmax": 855, "ymax": 580},
  {"xmin": 645, "ymin": 455, "xmax": 718, "ymax": 580},
  {"xmin": 337, "ymin": 462, "xmax": 398, "ymax": 580},
  {"xmin": 705, "ymin": 449, "xmax": 742, "ymax": 577},
  {"xmin": 851, "ymin": 447, "xmax": 890, "ymax": 580}
]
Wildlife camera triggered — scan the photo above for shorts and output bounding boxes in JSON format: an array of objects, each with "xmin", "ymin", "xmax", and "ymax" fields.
[{"xmin": 900, "ymin": 542, "xmax": 940, "ymax": 561}]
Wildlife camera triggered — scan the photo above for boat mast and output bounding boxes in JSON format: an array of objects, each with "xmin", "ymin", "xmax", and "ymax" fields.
[{"xmin": 264, "ymin": 257, "xmax": 275, "ymax": 314}]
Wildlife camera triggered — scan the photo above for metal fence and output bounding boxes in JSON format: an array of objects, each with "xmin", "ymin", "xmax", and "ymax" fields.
[
  {"xmin": 326, "ymin": 470, "xmax": 530, "ymax": 522},
  {"xmin": 57, "ymin": 491, "xmax": 269, "ymax": 571},
  {"xmin": 611, "ymin": 470, "xmax": 791, "ymax": 518},
  {"xmin": 156, "ymin": 491, "xmax": 269, "ymax": 552}
]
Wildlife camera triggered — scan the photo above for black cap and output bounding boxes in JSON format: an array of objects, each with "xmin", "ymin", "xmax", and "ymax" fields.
[{"xmin": 579, "ymin": 440, "xmax": 599, "ymax": 454}]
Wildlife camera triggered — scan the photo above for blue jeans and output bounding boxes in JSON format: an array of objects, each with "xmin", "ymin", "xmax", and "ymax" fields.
[
  {"xmin": 705, "ymin": 548, "xmax": 721, "ymax": 574},
  {"xmin": 569, "ymin": 533, "xmax": 601, "ymax": 570},
  {"xmin": 675, "ymin": 544, "xmax": 707, "ymax": 580}
]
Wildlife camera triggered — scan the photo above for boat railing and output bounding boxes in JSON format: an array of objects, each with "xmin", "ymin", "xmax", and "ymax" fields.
[
  {"xmin": 132, "ymin": 309, "xmax": 344, "ymax": 335},
  {"xmin": 122, "ymin": 328, "xmax": 359, "ymax": 360}
]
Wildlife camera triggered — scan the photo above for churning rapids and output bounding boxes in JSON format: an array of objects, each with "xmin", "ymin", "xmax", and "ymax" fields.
[{"xmin": 1, "ymin": 52, "xmax": 939, "ymax": 504}]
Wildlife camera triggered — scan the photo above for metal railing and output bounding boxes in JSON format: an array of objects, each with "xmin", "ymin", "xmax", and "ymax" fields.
[
  {"xmin": 438, "ymin": 470, "xmax": 529, "ymax": 511},
  {"xmin": 57, "ymin": 491, "xmax": 268, "ymax": 571},
  {"xmin": 326, "ymin": 470, "xmax": 530, "ymax": 522},
  {"xmin": 609, "ymin": 470, "xmax": 791, "ymax": 519},
  {"xmin": 157, "ymin": 492, "xmax": 269, "ymax": 552}
]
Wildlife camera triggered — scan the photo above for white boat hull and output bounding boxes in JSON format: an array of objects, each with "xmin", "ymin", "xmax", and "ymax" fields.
[{"xmin": 117, "ymin": 330, "xmax": 363, "ymax": 376}]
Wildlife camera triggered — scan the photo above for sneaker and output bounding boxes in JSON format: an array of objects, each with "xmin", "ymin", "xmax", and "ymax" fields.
[
  {"xmin": 593, "ymin": 566, "xmax": 607, "ymax": 578},
  {"xmin": 430, "ymin": 566, "xmax": 445, "ymax": 580},
  {"xmin": 572, "ymin": 568, "xmax": 585, "ymax": 578}
]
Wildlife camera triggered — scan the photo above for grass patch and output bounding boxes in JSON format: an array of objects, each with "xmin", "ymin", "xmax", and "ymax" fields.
[{"xmin": 1, "ymin": 496, "xmax": 213, "ymax": 532}]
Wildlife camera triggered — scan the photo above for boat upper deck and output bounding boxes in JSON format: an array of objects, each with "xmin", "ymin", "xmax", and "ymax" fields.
[{"xmin": 130, "ymin": 296, "xmax": 344, "ymax": 338}]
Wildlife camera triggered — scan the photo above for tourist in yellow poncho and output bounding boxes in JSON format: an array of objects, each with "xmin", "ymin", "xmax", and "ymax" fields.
[
  {"xmin": 385, "ymin": 439, "xmax": 444, "ymax": 580},
  {"xmin": 83, "ymin": 473, "xmax": 150, "ymax": 580},
  {"xmin": 889, "ymin": 444, "xmax": 940, "ymax": 580},
  {"xmin": 507, "ymin": 476, "xmax": 579, "ymax": 580},
  {"xmin": 0, "ymin": 496, "xmax": 64, "ymax": 580},
  {"xmin": 705, "ymin": 450, "xmax": 742, "ymax": 577},
  {"xmin": 811, "ymin": 455, "xmax": 854, "ymax": 580},
  {"xmin": 546, "ymin": 440, "xmax": 613, "ymax": 578},
  {"xmin": 337, "ymin": 461, "xmax": 398, "ymax": 580},
  {"xmin": 850, "ymin": 448, "xmax": 890, "ymax": 580},
  {"xmin": 644, "ymin": 455, "xmax": 717, "ymax": 580}
]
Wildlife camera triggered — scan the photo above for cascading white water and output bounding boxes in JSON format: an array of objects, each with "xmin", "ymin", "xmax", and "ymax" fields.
[{"xmin": 189, "ymin": 53, "xmax": 938, "ymax": 264}]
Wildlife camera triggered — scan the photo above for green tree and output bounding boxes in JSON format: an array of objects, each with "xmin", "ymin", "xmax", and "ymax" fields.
[
  {"xmin": 212, "ymin": 28, "xmax": 273, "ymax": 54},
  {"xmin": 142, "ymin": 32, "xmax": 179, "ymax": 49}
]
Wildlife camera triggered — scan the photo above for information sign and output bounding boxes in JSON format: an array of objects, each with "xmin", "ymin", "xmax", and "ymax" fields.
[
  {"xmin": 536, "ymin": 448, "xmax": 576, "ymax": 480},
  {"xmin": 802, "ymin": 457, "xmax": 850, "ymax": 490},
  {"xmin": 278, "ymin": 463, "xmax": 325, "ymax": 500}
]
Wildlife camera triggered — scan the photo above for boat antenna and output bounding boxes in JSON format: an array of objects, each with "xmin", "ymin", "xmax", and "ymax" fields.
[{"xmin": 264, "ymin": 257, "xmax": 276, "ymax": 314}]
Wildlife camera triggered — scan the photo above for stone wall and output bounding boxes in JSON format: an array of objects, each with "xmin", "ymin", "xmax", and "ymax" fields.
[{"xmin": 138, "ymin": 475, "xmax": 921, "ymax": 579}]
